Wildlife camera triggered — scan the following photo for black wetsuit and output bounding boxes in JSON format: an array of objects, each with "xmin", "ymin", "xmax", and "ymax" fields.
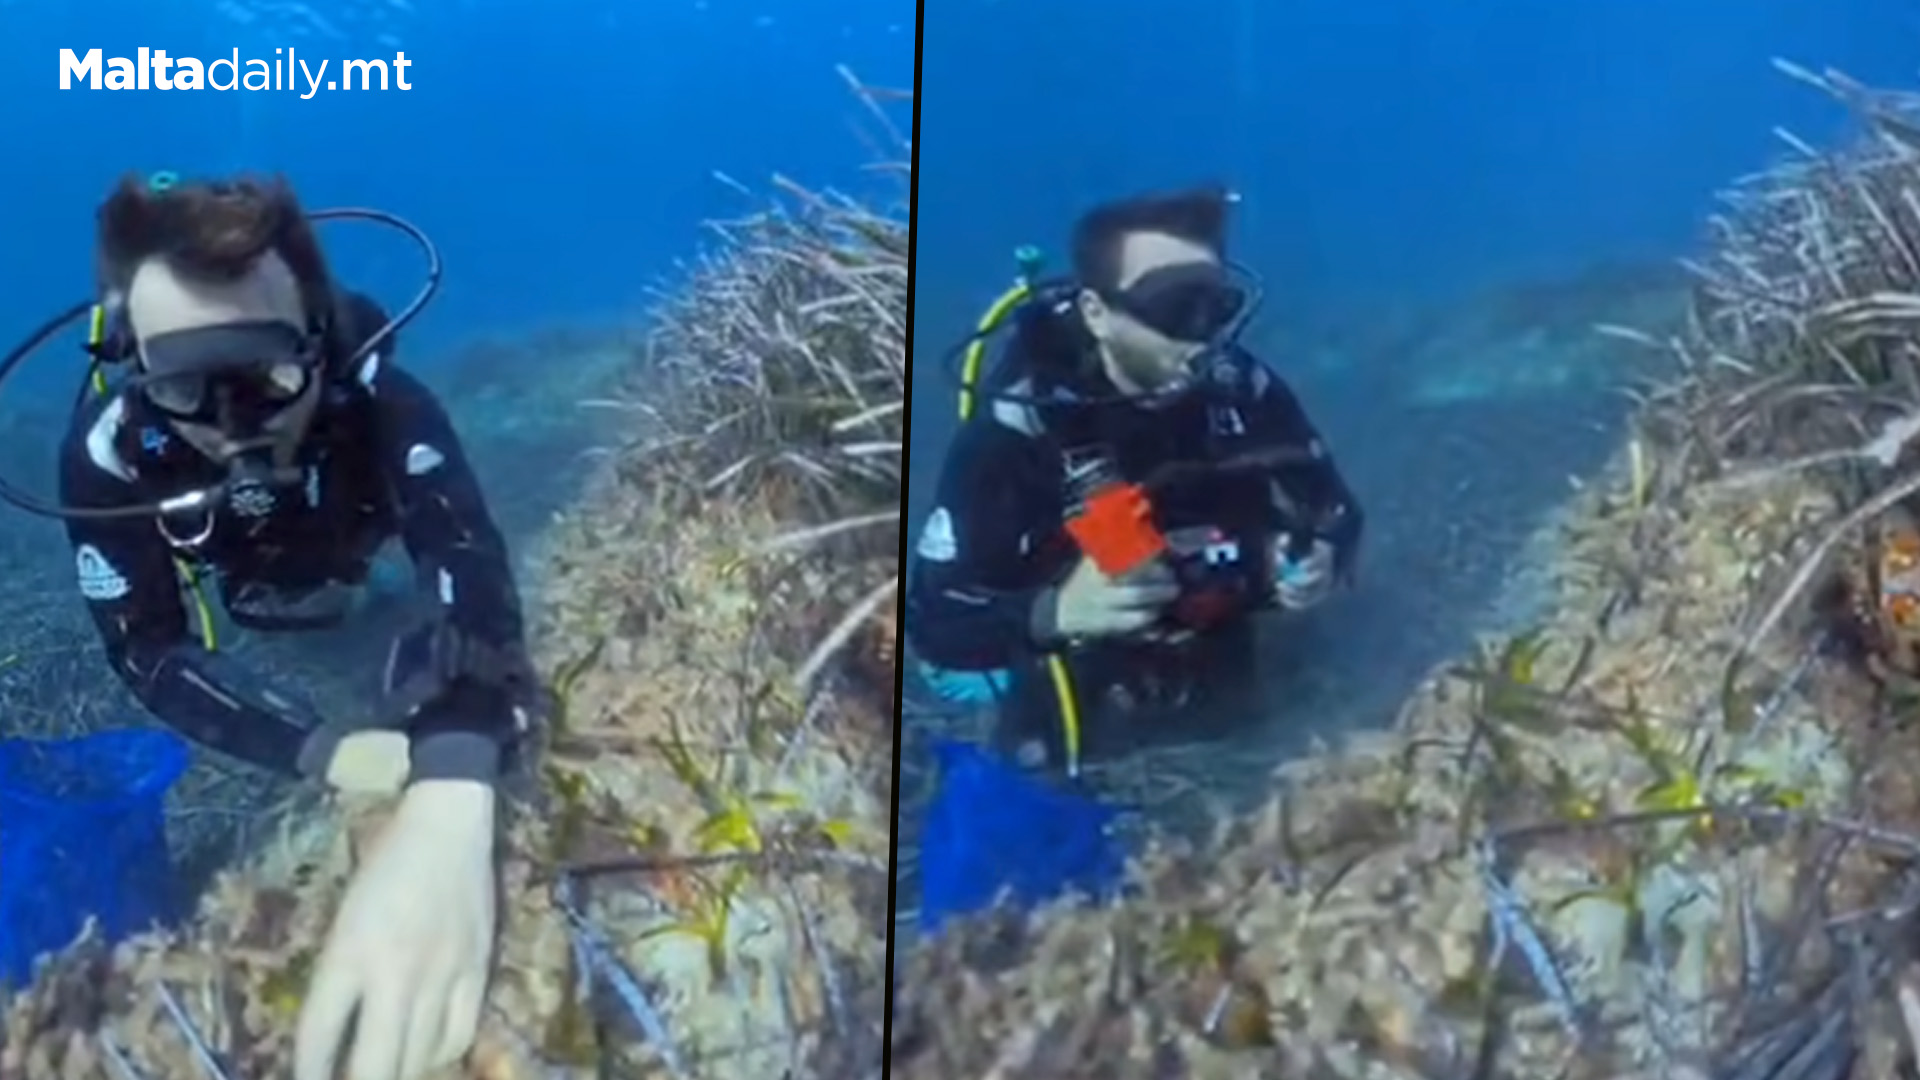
[
  {"xmin": 57, "ymin": 291, "xmax": 528, "ymax": 785},
  {"xmin": 906, "ymin": 303, "xmax": 1364, "ymax": 759}
]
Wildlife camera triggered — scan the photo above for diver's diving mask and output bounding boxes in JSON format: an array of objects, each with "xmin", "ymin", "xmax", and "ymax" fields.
[
  {"xmin": 131, "ymin": 320, "xmax": 322, "ymax": 433},
  {"xmin": 1105, "ymin": 261, "xmax": 1249, "ymax": 345},
  {"xmin": 1099, "ymin": 260, "xmax": 1258, "ymax": 408}
]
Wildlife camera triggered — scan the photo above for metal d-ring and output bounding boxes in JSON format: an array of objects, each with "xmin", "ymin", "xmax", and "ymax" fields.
[{"xmin": 156, "ymin": 499, "xmax": 217, "ymax": 550}]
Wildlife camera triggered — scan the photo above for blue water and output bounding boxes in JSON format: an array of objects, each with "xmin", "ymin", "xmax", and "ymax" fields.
[
  {"xmin": 903, "ymin": 0, "xmax": 1919, "ymax": 922},
  {"xmin": 919, "ymin": 0, "xmax": 1907, "ymax": 330},
  {"xmin": 0, "ymin": 0, "xmax": 914, "ymax": 370}
]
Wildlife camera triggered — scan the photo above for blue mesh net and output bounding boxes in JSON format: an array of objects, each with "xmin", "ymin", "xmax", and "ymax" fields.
[
  {"xmin": 0, "ymin": 730, "xmax": 189, "ymax": 986},
  {"xmin": 916, "ymin": 740, "xmax": 1124, "ymax": 934}
]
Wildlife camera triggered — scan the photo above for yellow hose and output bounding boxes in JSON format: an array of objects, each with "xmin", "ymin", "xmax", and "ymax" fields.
[
  {"xmin": 1044, "ymin": 653, "xmax": 1082, "ymax": 778},
  {"xmin": 958, "ymin": 271, "xmax": 1079, "ymax": 774},
  {"xmin": 957, "ymin": 282, "xmax": 1033, "ymax": 421}
]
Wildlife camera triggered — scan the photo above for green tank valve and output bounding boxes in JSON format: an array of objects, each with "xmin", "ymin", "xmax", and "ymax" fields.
[
  {"xmin": 147, "ymin": 171, "xmax": 180, "ymax": 193},
  {"xmin": 1013, "ymin": 244, "xmax": 1044, "ymax": 283}
]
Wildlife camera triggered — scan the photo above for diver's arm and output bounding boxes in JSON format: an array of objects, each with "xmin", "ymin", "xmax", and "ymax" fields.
[
  {"xmin": 905, "ymin": 419, "xmax": 1067, "ymax": 670},
  {"xmin": 364, "ymin": 362, "xmax": 528, "ymax": 785},
  {"xmin": 57, "ymin": 414, "xmax": 327, "ymax": 775},
  {"xmin": 1239, "ymin": 356, "xmax": 1365, "ymax": 573}
]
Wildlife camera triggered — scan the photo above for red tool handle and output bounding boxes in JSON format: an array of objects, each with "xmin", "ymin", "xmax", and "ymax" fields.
[{"xmin": 1063, "ymin": 483, "xmax": 1167, "ymax": 577}]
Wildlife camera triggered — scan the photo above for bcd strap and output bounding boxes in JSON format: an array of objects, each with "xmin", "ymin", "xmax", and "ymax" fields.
[{"xmin": 221, "ymin": 577, "xmax": 355, "ymax": 632}]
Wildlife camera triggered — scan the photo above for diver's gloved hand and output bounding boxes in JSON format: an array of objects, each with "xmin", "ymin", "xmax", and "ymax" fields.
[
  {"xmin": 324, "ymin": 731, "xmax": 412, "ymax": 796},
  {"xmin": 1045, "ymin": 554, "xmax": 1180, "ymax": 641},
  {"xmin": 296, "ymin": 779, "xmax": 497, "ymax": 1080},
  {"xmin": 1275, "ymin": 537, "xmax": 1338, "ymax": 611}
]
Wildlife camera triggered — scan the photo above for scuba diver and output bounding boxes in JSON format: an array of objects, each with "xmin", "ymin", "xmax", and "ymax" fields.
[
  {"xmin": 906, "ymin": 184, "xmax": 1364, "ymax": 777},
  {"xmin": 4, "ymin": 172, "xmax": 529, "ymax": 1080}
]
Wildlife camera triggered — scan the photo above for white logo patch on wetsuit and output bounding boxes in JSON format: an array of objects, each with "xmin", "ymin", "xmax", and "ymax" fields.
[
  {"xmin": 916, "ymin": 508, "xmax": 958, "ymax": 562},
  {"xmin": 406, "ymin": 443, "xmax": 446, "ymax": 476},
  {"xmin": 1209, "ymin": 405, "xmax": 1246, "ymax": 437},
  {"xmin": 76, "ymin": 544, "xmax": 131, "ymax": 601}
]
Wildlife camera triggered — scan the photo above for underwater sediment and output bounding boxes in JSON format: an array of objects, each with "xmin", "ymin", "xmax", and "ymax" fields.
[
  {"xmin": 0, "ymin": 69, "xmax": 905, "ymax": 1080},
  {"xmin": 890, "ymin": 62, "xmax": 1920, "ymax": 1079}
]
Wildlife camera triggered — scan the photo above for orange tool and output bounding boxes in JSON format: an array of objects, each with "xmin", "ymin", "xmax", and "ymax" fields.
[{"xmin": 1063, "ymin": 482, "xmax": 1167, "ymax": 577}]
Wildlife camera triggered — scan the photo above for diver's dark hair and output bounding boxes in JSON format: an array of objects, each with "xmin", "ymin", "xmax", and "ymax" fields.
[
  {"xmin": 1070, "ymin": 184, "xmax": 1231, "ymax": 293},
  {"xmin": 95, "ymin": 172, "xmax": 335, "ymax": 327}
]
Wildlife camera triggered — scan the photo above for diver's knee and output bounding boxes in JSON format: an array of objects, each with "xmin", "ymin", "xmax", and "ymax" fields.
[{"xmin": 915, "ymin": 658, "xmax": 1013, "ymax": 705}]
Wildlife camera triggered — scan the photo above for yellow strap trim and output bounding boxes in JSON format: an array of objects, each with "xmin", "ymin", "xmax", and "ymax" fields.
[{"xmin": 1044, "ymin": 653, "xmax": 1082, "ymax": 778}]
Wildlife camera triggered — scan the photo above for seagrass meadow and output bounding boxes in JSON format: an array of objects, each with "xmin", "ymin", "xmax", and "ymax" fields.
[
  {"xmin": 0, "ymin": 68, "xmax": 905, "ymax": 1080},
  {"xmin": 890, "ymin": 63, "xmax": 1920, "ymax": 1079}
]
